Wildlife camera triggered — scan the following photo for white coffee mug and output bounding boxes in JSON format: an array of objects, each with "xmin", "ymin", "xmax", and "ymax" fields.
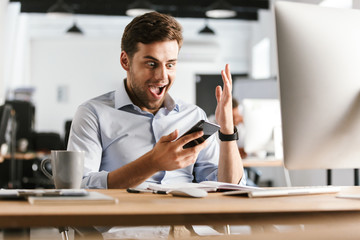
[{"xmin": 41, "ymin": 150, "xmax": 84, "ymax": 189}]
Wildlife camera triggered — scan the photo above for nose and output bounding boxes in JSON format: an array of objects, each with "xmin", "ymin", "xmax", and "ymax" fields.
[{"xmin": 154, "ymin": 65, "xmax": 168, "ymax": 81}]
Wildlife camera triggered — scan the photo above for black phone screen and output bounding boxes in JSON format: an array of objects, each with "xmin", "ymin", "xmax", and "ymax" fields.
[{"xmin": 181, "ymin": 120, "xmax": 220, "ymax": 149}]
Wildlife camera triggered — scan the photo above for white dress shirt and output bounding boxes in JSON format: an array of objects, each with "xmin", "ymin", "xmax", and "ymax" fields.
[{"xmin": 68, "ymin": 80, "xmax": 246, "ymax": 189}]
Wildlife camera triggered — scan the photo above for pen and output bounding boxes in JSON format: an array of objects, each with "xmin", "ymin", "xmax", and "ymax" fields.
[
  {"xmin": 126, "ymin": 188, "xmax": 152, "ymax": 193},
  {"xmin": 126, "ymin": 188, "xmax": 168, "ymax": 194},
  {"xmin": 153, "ymin": 190, "xmax": 168, "ymax": 194}
]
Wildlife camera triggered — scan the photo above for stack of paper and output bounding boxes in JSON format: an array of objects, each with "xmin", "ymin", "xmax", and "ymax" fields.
[
  {"xmin": 0, "ymin": 189, "xmax": 88, "ymax": 199},
  {"xmin": 147, "ymin": 181, "xmax": 259, "ymax": 193},
  {"xmin": 28, "ymin": 191, "xmax": 118, "ymax": 205}
]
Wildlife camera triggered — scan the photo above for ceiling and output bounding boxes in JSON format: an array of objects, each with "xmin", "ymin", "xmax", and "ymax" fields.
[{"xmin": 10, "ymin": 0, "xmax": 270, "ymax": 21}]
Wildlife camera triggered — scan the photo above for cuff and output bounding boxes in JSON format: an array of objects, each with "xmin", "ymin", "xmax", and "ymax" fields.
[{"xmin": 81, "ymin": 171, "xmax": 109, "ymax": 189}]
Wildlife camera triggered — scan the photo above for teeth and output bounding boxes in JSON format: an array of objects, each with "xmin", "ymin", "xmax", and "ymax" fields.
[{"xmin": 150, "ymin": 86, "xmax": 165, "ymax": 95}]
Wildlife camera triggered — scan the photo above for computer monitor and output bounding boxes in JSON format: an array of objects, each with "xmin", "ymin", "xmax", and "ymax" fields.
[
  {"xmin": 275, "ymin": 2, "xmax": 360, "ymax": 169},
  {"xmin": 242, "ymin": 98, "xmax": 282, "ymax": 158}
]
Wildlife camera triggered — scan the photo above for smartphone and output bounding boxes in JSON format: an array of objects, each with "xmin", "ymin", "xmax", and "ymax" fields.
[{"xmin": 180, "ymin": 120, "xmax": 220, "ymax": 149}]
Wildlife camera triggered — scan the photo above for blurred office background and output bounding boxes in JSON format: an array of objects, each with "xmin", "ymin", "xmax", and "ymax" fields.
[{"xmin": 0, "ymin": 0, "xmax": 359, "ymax": 189}]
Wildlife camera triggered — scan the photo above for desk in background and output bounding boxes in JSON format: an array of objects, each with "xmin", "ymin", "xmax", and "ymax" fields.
[
  {"xmin": 242, "ymin": 157, "xmax": 283, "ymax": 168},
  {"xmin": 243, "ymin": 157, "xmax": 359, "ymax": 187},
  {"xmin": 1, "ymin": 151, "xmax": 48, "ymax": 162},
  {"xmin": 0, "ymin": 152, "xmax": 52, "ymax": 189}
]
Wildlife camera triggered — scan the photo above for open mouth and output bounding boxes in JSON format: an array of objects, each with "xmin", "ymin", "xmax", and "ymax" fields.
[{"xmin": 149, "ymin": 85, "xmax": 167, "ymax": 97}]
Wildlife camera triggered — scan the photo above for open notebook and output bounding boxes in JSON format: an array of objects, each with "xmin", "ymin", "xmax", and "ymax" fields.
[
  {"xmin": 223, "ymin": 186, "xmax": 341, "ymax": 198},
  {"xmin": 148, "ymin": 181, "xmax": 341, "ymax": 198},
  {"xmin": 147, "ymin": 181, "xmax": 259, "ymax": 193}
]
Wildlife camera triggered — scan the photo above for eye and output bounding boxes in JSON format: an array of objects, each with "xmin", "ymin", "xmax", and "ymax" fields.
[
  {"xmin": 146, "ymin": 62, "xmax": 157, "ymax": 68},
  {"xmin": 167, "ymin": 62, "xmax": 176, "ymax": 68}
]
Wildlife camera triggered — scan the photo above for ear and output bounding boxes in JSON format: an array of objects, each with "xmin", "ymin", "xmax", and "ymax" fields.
[{"xmin": 120, "ymin": 51, "xmax": 130, "ymax": 71}]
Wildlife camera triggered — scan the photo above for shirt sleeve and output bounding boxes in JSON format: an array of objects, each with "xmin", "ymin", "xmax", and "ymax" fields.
[
  {"xmin": 67, "ymin": 104, "xmax": 108, "ymax": 189},
  {"xmin": 238, "ymin": 172, "xmax": 247, "ymax": 186},
  {"xmin": 193, "ymin": 134, "xmax": 219, "ymax": 183}
]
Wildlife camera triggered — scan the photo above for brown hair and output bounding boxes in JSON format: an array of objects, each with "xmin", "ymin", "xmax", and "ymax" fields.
[
  {"xmin": 232, "ymin": 98, "xmax": 239, "ymax": 108},
  {"xmin": 121, "ymin": 12, "xmax": 183, "ymax": 59}
]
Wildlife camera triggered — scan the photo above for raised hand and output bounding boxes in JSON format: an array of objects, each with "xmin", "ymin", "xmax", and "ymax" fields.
[{"xmin": 215, "ymin": 64, "xmax": 234, "ymax": 134}]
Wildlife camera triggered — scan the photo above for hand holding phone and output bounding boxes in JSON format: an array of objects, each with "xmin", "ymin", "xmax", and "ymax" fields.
[
  {"xmin": 147, "ymin": 120, "xmax": 219, "ymax": 172},
  {"xmin": 180, "ymin": 120, "xmax": 220, "ymax": 149}
]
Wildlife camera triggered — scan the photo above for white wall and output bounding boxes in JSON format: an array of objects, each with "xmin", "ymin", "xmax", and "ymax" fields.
[
  {"xmin": 31, "ymin": 37, "xmax": 124, "ymax": 134},
  {"xmin": 28, "ymin": 16, "xmax": 250, "ymax": 137},
  {"xmin": 0, "ymin": 0, "xmax": 9, "ymax": 104},
  {"xmin": 249, "ymin": 9, "xmax": 276, "ymax": 79},
  {"xmin": 8, "ymin": 0, "xmax": 359, "ymax": 188}
]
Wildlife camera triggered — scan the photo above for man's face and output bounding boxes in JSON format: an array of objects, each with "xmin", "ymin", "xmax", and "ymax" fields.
[{"xmin": 123, "ymin": 40, "xmax": 179, "ymax": 114}]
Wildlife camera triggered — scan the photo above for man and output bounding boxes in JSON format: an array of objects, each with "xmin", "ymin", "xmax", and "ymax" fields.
[
  {"xmin": 68, "ymin": 11, "xmax": 245, "ymax": 191},
  {"xmin": 232, "ymin": 98, "xmax": 247, "ymax": 159}
]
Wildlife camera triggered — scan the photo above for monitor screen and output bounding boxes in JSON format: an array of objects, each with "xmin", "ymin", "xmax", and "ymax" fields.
[
  {"xmin": 275, "ymin": 2, "xmax": 360, "ymax": 169},
  {"xmin": 243, "ymin": 98, "xmax": 282, "ymax": 158}
]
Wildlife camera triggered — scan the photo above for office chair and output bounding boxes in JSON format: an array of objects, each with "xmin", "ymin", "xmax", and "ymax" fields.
[
  {"xmin": 245, "ymin": 167, "xmax": 262, "ymax": 186},
  {"xmin": 33, "ymin": 132, "xmax": 65, "ymax": 151},
  {"xmin": 64, "ymin": 120, "xmax": 72, "ymax": 148}
]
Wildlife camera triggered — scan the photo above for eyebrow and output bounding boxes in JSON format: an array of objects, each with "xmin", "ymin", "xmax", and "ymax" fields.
[{"xmin": 143, "ymin": 55, "xmax": 177, "ymax": 62}]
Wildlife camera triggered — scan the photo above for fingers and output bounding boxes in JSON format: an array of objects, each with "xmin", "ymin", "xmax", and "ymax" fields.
[
  {"xmin": 153, "ymin": 129, "xmax": 210, "ymax": 171},
  {"xmin": 159, "ymin": 129, "xmax": 179, "ymax": 143},
  {"xmin": 178, "ymin": 130, "xmax": 204, "ymax": 147},
  {"xmin": 215, "ymin": 85, "xmax": 222, "ymax": 103},
  {"xmin": 221, "ymin": 69, "xmax": 231, "ymax": 90},
  {"xmin": 181, "ymin": 140, "xmax": 208, "ymax": 162},
  {"xmin": 220, "ymin": 65, "xmax": 232, "ymax": 102},
  {"xmin": 163, "ymin": 131, "xmax": 207, "ymax": 169},
  {"xmin": 160, "ymin": 130, "xmax": 205, "ymax": 150},
  {"xmin": 221, "ymin": 64, "xmax": 232, "ymax": 86},
  {"xmin": 184, "ymin": 139, "xmax": 208, "ymax": 153},
  {"xmin": 225, "ymin": 64, "xmax": 232, "ymax": 85},
  {"xmin": 221, "ymin": 63, "xmax": 232, "ymax": 89}
]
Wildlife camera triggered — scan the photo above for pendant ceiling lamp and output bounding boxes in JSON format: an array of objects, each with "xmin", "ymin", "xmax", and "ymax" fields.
[
  {"xmin": 206, "ymin": 0, "xmax": 237, "ymax": 18},
  {"xmin": 66, "ymin": 21, "xmax": 83, "ymax": 35},
  {"xmin": 47, "ymin": 0, "xmax": 73, "ymax": 16},
  {"xmin": 126, "ymin": 0, "xmax": 155, "ymax": 17},
  {"xmin": 199, "ymin": 19, "xmax": 215, "ymax": 35}
]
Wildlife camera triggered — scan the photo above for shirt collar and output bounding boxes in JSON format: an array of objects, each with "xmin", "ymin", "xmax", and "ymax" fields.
[
  {"xmin": 163, "ymin": 94, "xmax": 179, "ymax": 112},
  {"xmin": 115, "ymin": 79, "xmax": 179, "ymax": 112},
  {"xmin": 115, "ymin": 79, "xmax": 133, "ymax": 110}
]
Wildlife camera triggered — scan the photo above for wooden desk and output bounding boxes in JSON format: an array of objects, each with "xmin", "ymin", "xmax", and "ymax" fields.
[
  {"xmin": 242, "ymin": 157, "xmax": 283, "ymax": 168},
  {"xmin": 2, "ymin": 187, "xmax": 360, "ymax": 229}
]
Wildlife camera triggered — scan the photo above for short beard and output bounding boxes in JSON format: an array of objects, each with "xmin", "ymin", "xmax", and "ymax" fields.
[{"xmin": 128, "ymin": 67, "xmax": 164, "ymax": 111}]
